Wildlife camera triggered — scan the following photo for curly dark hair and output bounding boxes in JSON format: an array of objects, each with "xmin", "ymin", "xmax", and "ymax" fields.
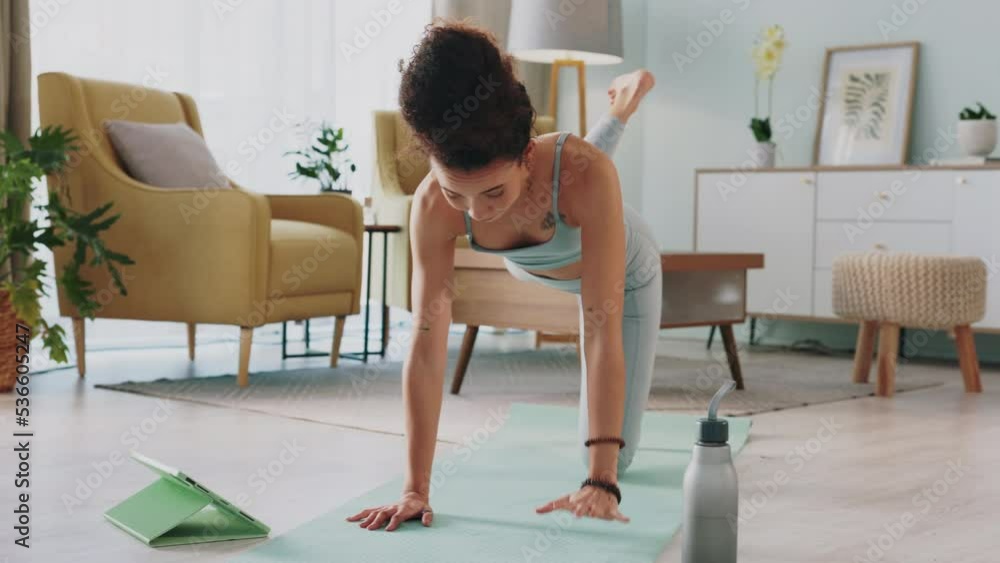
[{"xmin": 398, "ymin": 19, "xmax": 536, "ymax": 171}]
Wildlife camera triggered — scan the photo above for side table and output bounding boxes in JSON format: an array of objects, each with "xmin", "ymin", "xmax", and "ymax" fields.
[{"xmin": 281, "ymin": 224, "xmax": 401, "ymax": 363}]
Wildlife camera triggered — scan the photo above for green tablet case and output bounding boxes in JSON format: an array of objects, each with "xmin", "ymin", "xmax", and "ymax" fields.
[{"xmin": 105, "ymin": 451, "xmax": 270, "ymax": 547}]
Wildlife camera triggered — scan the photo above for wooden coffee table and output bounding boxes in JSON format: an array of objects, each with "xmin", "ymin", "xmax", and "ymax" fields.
[{"xmin": 448, "ymin": 250, "xmax": 765, "ymax": 394}]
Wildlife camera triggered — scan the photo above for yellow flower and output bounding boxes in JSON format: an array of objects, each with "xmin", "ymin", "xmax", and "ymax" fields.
[{"xmin": 763, "ymin": 25, "xmax": 784, "ymax": 42}]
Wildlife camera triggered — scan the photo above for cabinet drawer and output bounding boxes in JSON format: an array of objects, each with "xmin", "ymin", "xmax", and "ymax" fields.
[
  {"xmin": 815, "ymin": 221, "xmax": 952, "ymax": 269},
  {"xmin": 816, "ymin": 171, "xmax": 956, "ymax": 221}
]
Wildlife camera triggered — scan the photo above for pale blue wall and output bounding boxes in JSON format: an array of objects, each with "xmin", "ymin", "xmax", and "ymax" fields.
[
  {"xmin": 555, "ymin": 0, "xmax": 647, "ymax": 210},
  {"xmin": 562, "ymin": 0, "xmax": 1000, "ymax": 360}
]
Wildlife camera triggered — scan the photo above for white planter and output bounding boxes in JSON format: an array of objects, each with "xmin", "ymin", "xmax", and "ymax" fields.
[
  {"xmin": 957, "ymin": 119, "xmax": 998, "ymax": 157},
  {"xmin": 748, "ymin": 141, "xmax": 776, "ymax": 168}
]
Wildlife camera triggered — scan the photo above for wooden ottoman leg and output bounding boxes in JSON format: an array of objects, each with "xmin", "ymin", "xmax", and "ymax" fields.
[
  {"xmin": 876, "ymin": 323, "xmax": 900, "ymax": 397},
  {"xmin": 853, "ymin": 321, "xmax": 878, "ymax": 384},
  {"xmin": 954, "ymin": 325, "xmax": 983, "ymax": 393},
  {"xmin": 719, "ymin": 324, "xmax": 745, "ymax": 390},
  {"xmin": 450, "ymin": 325, "xmax": 479, "ymax": 395}
]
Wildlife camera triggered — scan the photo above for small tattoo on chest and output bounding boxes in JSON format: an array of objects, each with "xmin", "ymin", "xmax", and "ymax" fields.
[{"xmin": 542, "ymin": 211, "xmax": 556, "ymax": 230}]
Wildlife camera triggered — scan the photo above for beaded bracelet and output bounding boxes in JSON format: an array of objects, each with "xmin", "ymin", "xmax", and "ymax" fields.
[
  {"xmin": 584, "ymin": 436, "xmax": 626, "ymax": 449},
  {"xmin": 580, "ymin": 478, "xmax": 622, "ymax": 504}
]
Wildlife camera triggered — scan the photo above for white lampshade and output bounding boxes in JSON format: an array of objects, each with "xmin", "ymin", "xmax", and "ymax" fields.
[{"xmin": 507, "ymin": 0, "xmax": 623, "ymax": 65}]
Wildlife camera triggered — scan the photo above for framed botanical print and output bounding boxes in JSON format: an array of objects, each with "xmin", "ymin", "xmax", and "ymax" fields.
[{"xmin": 813, "ymin": 42, "xmax": 919, "ymax": 166}]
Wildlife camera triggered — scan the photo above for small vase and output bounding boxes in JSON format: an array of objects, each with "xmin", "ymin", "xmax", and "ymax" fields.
[
  {"xmin": 748, "ymin": 141, "xmax": 776, "ymax": 169},
  {"xmin": 957, "ymin": 120, "xmax": 997, "ymax": 157}
]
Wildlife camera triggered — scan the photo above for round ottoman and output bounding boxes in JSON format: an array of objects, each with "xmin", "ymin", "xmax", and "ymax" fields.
[{"xmin": 832, "ymin": 252, "xmax": 986, "ymax": 396}]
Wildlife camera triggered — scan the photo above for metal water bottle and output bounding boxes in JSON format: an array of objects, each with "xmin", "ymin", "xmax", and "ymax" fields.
[{"xmin": 682, "ymin": 381, "xmax": 739, "ymax": 563}]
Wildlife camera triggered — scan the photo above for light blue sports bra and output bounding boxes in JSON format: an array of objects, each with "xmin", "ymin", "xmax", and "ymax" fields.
[{"xmin": 464, "ymin": 132, "xmax": 582, "ymax": 270}]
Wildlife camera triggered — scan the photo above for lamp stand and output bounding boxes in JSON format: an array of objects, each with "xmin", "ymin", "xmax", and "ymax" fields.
[{"xmin": 546, "ymin": 58, "xmax": 587, "ymax": 136}]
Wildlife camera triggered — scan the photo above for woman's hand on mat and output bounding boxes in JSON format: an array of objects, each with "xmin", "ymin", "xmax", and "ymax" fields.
[
  {"xmin": 346, "ymin": 492, "xmax": 434, "ymax": 531},
  {"xmin": 536, "ymin": 487, "xmax": 630, "ymax": 523}
]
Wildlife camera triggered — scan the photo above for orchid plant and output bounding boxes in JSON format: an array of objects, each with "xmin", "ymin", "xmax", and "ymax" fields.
[{"xmin": 750, "ymin": 25, "xmax": 787, "ymax": 143}]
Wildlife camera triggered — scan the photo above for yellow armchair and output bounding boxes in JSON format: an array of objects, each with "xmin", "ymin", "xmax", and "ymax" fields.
[
  {"xmin": 38, "ymin": 72, "xmax": 363, "ymax": 386},
  {"xmin": 369, "ymin": 110, "xmax": 555, "ymax": 312}
]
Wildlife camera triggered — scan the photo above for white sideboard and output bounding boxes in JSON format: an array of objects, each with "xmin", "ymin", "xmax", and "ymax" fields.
[{"xmin": 694, "ymin": 167, "xmax": 1000, "ymax": 332}]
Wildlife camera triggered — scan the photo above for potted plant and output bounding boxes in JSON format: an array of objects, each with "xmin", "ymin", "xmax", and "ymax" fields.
[
  {"xmin": 957, "ymin": 102, "xmax": 997, "ymax": 157},
  {"xmin": 749, "ymin": 25, "xmax": 787, "ymax": 168},
  {"xmin": 285, "ymin": 121, "xmax": 357, "ymax": 193},
  {"xmin": 1, "ymin": 126, "xmax": 132, "ymax": 391}
]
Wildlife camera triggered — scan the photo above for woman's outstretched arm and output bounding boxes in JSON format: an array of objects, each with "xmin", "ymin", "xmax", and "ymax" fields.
[{"xmin": 346, "ymin": 178, "xmax": 456, "ymax": 532}]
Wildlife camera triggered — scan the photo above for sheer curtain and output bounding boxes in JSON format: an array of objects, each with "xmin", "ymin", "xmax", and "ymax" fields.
[{"xmin": 28, "ymin": 0, "xmax": 432, "ymax": 351}]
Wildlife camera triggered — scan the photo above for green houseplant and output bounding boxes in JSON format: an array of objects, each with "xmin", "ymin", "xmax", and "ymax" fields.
[
  {"xmin": 957, "ymin": 102, "xmax": 997, "ymax": 158},
  {"xmin": 0, "ymin": 126, "xmax": 133, "ymax": 390},
  {"xmin": 285, "ymin": 121, "xmax": 357, "ymax": 193}
]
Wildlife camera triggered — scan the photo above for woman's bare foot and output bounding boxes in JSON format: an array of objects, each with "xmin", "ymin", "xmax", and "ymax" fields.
[{"xmin": 607, "ymin": 69, "xmax": 656, "ymax": 124}]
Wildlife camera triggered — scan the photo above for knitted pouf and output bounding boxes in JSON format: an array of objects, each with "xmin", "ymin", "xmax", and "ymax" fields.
[
  {"xmin": 833, "ymin": 253, "xmax": 987, "ymax": 328},
  {"xmin": 831, "ymin": 252, "xmax": 986, "ymax": 396}
]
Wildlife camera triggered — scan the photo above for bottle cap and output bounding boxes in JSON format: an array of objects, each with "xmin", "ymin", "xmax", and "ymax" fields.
[{"xmin": 697, "ymin": 381, "xmax": 735, "ymax": 444}]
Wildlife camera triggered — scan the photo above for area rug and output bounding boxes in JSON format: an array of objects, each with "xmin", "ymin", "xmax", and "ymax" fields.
[
  {"xmin": 96, "ymin": 344, "xmax": 943, "ymax": 442},
  {"xmin": 228, "ymin": 403, "xmax": 752, "ymax": 563}
]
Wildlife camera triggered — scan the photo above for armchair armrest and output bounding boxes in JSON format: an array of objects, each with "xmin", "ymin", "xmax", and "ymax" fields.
[
  {"xmin": 57, "ymin": 158, "xmax": 272, "ymax": 325},
  {"xmin": 266, "ymin": 193, "xmax": 364, "ymax": 312}
]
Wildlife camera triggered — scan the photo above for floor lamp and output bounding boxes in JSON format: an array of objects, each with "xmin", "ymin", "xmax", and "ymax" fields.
[
  {"xmin": 508, "ymin": 0, "xmax": 623, "ymax": 348},
  {"xmin": 508, "ymin": 0, "xmax": 624, "ymax": 137}
]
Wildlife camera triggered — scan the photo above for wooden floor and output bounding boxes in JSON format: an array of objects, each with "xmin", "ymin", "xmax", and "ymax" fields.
[{"xmin": 1, "ymin": 326, "xmax": 997, "ymax": 563}]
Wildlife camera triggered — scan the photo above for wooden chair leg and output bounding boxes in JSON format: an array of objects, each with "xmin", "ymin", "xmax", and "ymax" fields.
[
  {"xmin": 450, "ymin": 325, "xmax": 479, "ymax": 395},
  {"xmin": 876, "ymin": 323, "xmax": 900, "ymax": 397},
  {"xmin": 330, "ymin": 316, "xmax": 346, "ymax": 368},
  {"xmin": 719, "ymin": 324, "xmax": 745, "ymax": 390},
  {"xmin": 72, "ymin": 317, "xmax": 86, "ymax": 377},
  {"xmin": 954, "ymin": 325, "xmax": 983, "ymax": 393},
  {"xmin": 853, "ymin": 321, "xmax": 878, "ymax": 384},
  {"xmin": 187, "ymin": 322, "xmax": 196, "ymax": 360},
  {"xmin": 237, "ymin": 326, "xmax": 253, "ymax": 387}
]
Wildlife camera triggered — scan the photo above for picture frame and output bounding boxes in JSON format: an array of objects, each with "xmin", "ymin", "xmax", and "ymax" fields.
[{"xmin": 813, "ymin": 42, "xmax": 920, "ymax": 166}]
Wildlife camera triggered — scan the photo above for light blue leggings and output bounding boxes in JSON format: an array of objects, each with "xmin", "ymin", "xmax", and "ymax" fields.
[{"xmin": 505, "ymin": 114, "xmax": 663, "ymax": 473}]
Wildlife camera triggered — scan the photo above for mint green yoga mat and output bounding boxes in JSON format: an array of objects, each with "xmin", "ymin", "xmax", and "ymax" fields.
[{"xmin": 231, "ymin": 403, "xmax": 751, "ymax": 563}]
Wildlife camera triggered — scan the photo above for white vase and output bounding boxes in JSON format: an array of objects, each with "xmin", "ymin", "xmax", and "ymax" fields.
[
  {"xmin": 748, "ymin": 141, "xmax": 776, "ymax": 168},
  {"xmin": 957, "ymin": 119, "xmax": 998, "ymax": 157}
]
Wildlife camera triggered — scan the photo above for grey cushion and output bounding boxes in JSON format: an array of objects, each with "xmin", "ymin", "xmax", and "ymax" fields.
[{"xmin": 104, "ymin": 120, "xmax": 230, "ymax": 189}]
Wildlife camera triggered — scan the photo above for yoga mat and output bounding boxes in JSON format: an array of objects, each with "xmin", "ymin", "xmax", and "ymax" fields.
[{"xmin": 230, "ymin": 404, "xmax": 751, "ymax": 563}]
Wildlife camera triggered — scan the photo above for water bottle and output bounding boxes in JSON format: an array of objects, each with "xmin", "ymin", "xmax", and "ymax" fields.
[{"xmin": 682, "ymin": 381, "xmax": 739, "ymax": 563}]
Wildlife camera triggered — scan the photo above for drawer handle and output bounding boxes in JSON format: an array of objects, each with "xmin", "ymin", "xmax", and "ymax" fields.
[
  {"xmin": 876, "ymin": 191, "xmax": 891, "ymax": 201},
  {"xmin": 801, "ymin": 176, "xmax": 814, "ymax": 185},
  {"xmin": 873, "ymin": 243, "xmax": 888, "ymax": 251},
  {"xmin": 955, "ymin": 176, "xmax": 968, "ymax": 185}
]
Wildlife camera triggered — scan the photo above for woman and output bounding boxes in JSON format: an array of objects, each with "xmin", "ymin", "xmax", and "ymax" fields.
[{"xmin": 347, "ymin": 21, "xmax": 659, "ymax": 531}]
